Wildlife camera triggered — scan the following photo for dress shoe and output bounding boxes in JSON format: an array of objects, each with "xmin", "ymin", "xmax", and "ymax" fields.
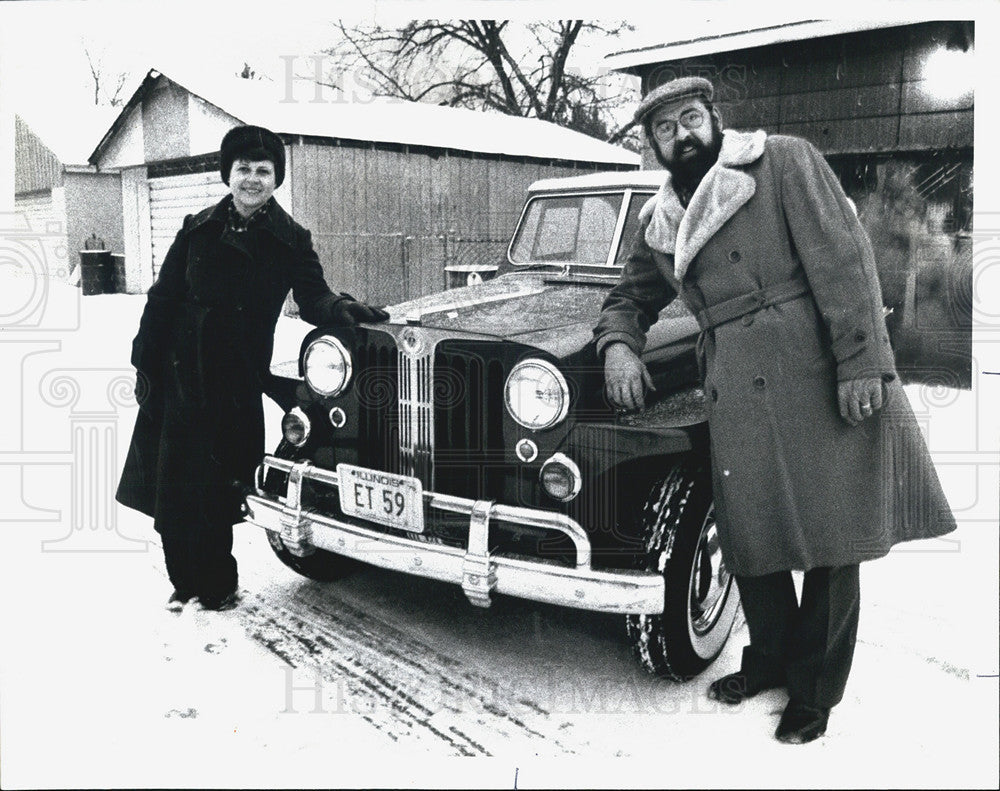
[
  {"xmin": 707, "ymin": 646, "xmax": 786, "ymax": 704},
  {"xmin": 775, "ymin": 700, "xmax": 830, "ymax": 744},
  {"xmin": 707, "ymin": 670, "xmax": 784, "ymax": 704}
]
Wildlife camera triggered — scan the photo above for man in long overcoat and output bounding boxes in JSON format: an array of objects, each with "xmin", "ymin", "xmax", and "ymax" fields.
[
  {"xmin": 117, "ymin": 125, "xmax": 387, "ymax": 611},
  {"xmin": 594, "ymin": 78, "xmax": 956, "ymax": 743}
]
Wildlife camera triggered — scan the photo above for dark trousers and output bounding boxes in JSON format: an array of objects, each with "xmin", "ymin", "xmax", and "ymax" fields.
[
  {"xmin": 161, "ymin": 524, "xmax": 238, "ymax": 601},
  {"xmin": 735, "ymin": 564, "xmax": 860, "ymax": 708}
]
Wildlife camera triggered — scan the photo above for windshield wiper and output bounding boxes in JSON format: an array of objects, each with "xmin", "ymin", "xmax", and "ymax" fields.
[{"xmin": 512, "ymin": 262, "xmax": 569, "ymax": 272}]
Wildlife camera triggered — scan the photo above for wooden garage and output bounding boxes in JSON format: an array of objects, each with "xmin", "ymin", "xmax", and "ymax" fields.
[
  {"xmin": 89, "ymin": 68, "xmax": 639, "ymax": 302},
  {"xmin": 605, "ymin": 18, "xmax": 975, "ymax": 385}
]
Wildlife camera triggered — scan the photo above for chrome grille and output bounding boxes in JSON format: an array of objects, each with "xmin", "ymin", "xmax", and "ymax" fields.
[
  {"xmin": 399, "ymin": 345, "xmax": 435, "ymax": 488},
  {"xmin": 360, "ymin": 331, "xmax": 506, "ymax": 502},
  {"xmin": 356, "ymin": 337, "xmax": 399, "ymax": 474},
  {"xmin": 433, "ymin": 343, "xmax": 506, "ymax": 501}
]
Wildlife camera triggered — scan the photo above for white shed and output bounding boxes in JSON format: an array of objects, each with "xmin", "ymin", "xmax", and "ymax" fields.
[{"xmin": 89, "ymin": 68, "xmax": 639, "ymax": 302}]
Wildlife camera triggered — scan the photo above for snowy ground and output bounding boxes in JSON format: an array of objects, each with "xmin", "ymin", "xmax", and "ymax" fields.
[{"xmin": 1, "ymin": 275, "xmax": 997, "ymax": 789}]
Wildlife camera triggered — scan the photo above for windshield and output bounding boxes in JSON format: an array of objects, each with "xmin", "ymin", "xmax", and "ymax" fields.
[
  {"xmin": 615, "ymin": 191, "xmax": 654, "ymax": 263},
  {"xmin": 509, "ymin": 193, "xmax": 624, "ymax": 265}
]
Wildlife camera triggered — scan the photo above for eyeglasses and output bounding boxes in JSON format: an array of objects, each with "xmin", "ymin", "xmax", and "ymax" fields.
[{"xmin": 651, "ymin": 108, "xmax": 706, "ymax": 142}]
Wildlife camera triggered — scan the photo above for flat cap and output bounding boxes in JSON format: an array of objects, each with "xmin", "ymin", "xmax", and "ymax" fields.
[{"xmin": 633, "ymin": 76, "xmax": 714, "ymax": 125}]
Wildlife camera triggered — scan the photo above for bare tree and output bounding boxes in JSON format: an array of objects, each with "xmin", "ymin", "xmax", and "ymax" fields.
[
  {"xmin": 83, "ymin": 44, "xmax": 128, "ymax": 106},
  {"xmin": 331, "ymin": 20, "xmax": 639, "ymax": 144}
]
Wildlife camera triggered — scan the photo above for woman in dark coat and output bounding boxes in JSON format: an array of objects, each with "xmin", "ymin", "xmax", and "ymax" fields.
[{"xmin": 117, "ymin": 125, "xmax": 387, "ymax": 610}]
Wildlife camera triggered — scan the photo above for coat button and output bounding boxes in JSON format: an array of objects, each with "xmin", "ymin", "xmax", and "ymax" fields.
[
  {"xmin": 753, "ymin": 375, "xmax": 766, "ymax": 389},
  {"xmin": 855, "ymin": 331, "xmax": 867, "ymax": 343},
  {"xmin": 728, "ymin": 250, "xmax": 741, "ymax": 263},
  {"xmin": 741, "ymin": 314, "xmax": 755, "ymax": 327},
  {"xmin": 711, "ymin": 387, "xmax": 718, "ymax": 402}
]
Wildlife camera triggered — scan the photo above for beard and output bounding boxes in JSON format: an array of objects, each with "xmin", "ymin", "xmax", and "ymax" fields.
[{"xmin": 653, "ymin": 116, "xmax": 724, "ymax": 192}]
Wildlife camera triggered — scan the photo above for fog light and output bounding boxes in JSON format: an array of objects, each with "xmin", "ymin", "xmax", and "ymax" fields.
[
  {"xmin": 282, "ymin": 407, "xmax": 311, "ymax": 447},
  {"xmin": 539, "ymin": 453, "xmax": 581, "ymax": 501}
]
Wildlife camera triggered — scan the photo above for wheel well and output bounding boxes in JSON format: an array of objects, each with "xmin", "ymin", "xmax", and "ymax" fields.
[{"xmin": 582, "ymin": 453, "xmax": 707, "ymax": 567}]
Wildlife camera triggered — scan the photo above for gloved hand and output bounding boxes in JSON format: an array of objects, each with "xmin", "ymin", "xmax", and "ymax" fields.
[{"xmin": 329, "ymin": 298, "xmax": 390, "ymax": 326}]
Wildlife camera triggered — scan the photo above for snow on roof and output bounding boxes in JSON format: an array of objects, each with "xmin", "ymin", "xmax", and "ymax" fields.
[
  {"xmin": 528, "ymin": 169, "xmax": 666, "ymax": 193},
  {"xmin": 603, "ymin": 19, "xmax": 910, "ymax": 71},
  {"xmin": 17, "ymin": 104, "xmax": 120, "ymax": 166},
  {"xmin": 93, "ymin": 67, "xmax": 640, "ymax": 167}
]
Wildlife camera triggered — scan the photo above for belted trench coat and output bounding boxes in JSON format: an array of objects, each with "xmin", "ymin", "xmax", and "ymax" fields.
[
  {"xmin": 116, "ymin": 196, "xmax": 352, "ymax": 535},
  {"xmin": 595, "ymin": 130, "xmax": 956, "ymax": 576}
]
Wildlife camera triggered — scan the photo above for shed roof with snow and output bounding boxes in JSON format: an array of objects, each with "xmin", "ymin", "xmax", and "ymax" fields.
[
  {"xmin": 89, "ymin": 68, "xmax": 639, "ymax": 168},
  {"xmin": 602, "ymin": 19, "xmax": 912, "ymax": 72}
]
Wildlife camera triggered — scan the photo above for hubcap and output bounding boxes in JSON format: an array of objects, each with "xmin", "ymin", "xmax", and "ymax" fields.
[{"xmin": 689, "ymin": 508, "xmax": 733, "ymax": 637}]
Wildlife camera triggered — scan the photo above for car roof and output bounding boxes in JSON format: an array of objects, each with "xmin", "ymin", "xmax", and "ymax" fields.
[{"xmin": 527, "ymin": 169, "xmax": 666, "ymax": 193}]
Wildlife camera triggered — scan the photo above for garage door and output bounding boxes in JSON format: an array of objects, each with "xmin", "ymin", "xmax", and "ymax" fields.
[{"xmin": 149, "ymin": 171, "xmax": 229, "ymax": 277}]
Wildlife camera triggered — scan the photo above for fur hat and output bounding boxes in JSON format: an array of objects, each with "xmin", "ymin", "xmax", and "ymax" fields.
[
  {"xmin": 633, "ymin": 77, "xmax": 714, "ymax": 125},
  {"xmin": 220, "ymin": 125, "xmax": 285, "ymax": 187}
]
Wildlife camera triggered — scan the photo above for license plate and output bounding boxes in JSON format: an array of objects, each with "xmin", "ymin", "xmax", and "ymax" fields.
[{"xmin": 336, "ymin": 464, "xmax": 425, "ymax": 534}]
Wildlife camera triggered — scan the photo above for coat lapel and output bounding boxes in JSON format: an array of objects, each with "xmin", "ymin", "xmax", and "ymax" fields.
[
  {"xmin": 674, "ymin": 166, "xmax": 755, "ymax": 280},
  {"xmin": 644, "ymin": 129, "xmax": 767, "ymax": 280}
]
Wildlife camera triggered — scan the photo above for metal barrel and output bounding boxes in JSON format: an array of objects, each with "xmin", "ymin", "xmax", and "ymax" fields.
[{"xmin": 79, "ymin": 250, "xmax": 111, "ymax": 295}]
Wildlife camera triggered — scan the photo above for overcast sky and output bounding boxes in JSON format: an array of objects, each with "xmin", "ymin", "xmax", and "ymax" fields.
[
  {"xmin": 0, "ymin": 0, "xmax": 892, "ymax": 119},
  {"xmin": 2, "ymin": 0, "xmax": 999, "ymax": 208},
  {"xmin": 2, "ymin": 1, "xmax": 993, "ymax": 120}
]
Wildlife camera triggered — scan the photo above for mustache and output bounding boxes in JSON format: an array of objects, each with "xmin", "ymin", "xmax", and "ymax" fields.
[{"xmin": 674, "ymin": 138, "xmax": 704, "ymax": 155}]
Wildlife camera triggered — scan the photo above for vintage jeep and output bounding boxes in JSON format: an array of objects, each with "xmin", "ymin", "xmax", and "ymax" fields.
[{"xmin": 243, "ymin": 170, "xmax": 740, "ymax": 679}]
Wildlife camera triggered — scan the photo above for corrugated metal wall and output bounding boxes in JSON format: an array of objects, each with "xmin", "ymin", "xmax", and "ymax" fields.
[
  {"xmin": 289, "ymin": 140, "xmax": 625, "ymax": 305},
  {"xmin": 640, "ymin": 21, "xmax": 973, "ymax": 156},
  {"xmin": 14, "ymin": 116, "xmax": 63, "ymax": 195},
  {"xmin": 636, "ymin": 20, "xmax": 973, "ymax": 386}
]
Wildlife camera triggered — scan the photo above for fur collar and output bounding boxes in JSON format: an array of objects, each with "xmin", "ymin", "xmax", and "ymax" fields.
[
  {"xmin": 643, "ymin": 128, "xmax": 767, "ymax": 280},
  {"xmin": 188, "ymin": 195, "xmax": 298, "ymax": 248}
]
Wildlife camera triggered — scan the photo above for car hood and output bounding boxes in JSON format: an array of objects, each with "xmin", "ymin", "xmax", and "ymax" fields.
[{"xmin": 385, "ymin": 273, "xmax": 697, "ymax": 358}]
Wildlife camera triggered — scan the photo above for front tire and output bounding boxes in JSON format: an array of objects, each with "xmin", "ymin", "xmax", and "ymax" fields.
[
  {"xmin": 257, "ymin": 439, "xmax": 356, "ymax": 583},
  {"xmin": 625, "ymin": 462, "xmax": 740, "ymax": 680},
  {"xmin": 265, "ymin": 530, "xmax": 356, "ymax": 583}
]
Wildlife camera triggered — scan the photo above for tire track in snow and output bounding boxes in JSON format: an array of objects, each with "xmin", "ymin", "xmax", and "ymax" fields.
[{"xmin": 238, "ymin": 590, "xmax": 586, "ymax": 756}]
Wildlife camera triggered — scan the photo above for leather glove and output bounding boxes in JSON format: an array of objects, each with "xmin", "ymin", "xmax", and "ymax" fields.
[
  {"xmin": 329, "ymin": 298, "xmax": 390, "ymax": 326},
  {"xmin": 837, "ymin": 376, "xmax": 884, "ymax": 426},
  {"xmin": 604, "ymin": 342, "xmax": 655, "ymax": 412}
]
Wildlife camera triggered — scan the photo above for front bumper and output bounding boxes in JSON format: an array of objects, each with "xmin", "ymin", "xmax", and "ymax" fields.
[{"xmin": 244, "ymin": 455, "xmax": 664, "ymax": 614}]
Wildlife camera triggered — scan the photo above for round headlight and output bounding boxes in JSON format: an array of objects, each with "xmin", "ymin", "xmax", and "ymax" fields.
[
  {"xmin": 504, "ymin": 358, "xmax": 570, "ymax": 431},
  {"xmin": 304, "ymin": 337, "xmax": 353, "ymax": 397}
]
